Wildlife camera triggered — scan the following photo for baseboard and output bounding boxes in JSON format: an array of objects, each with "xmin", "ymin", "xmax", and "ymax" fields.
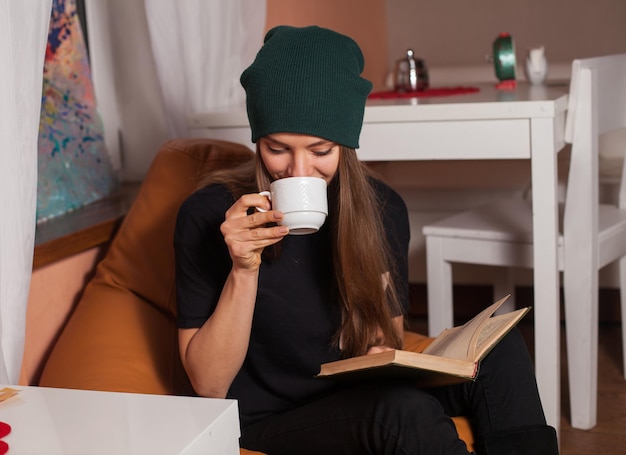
[{"xmin": 409, "ymin": 284, "xmax": 622, "ymax": 324}]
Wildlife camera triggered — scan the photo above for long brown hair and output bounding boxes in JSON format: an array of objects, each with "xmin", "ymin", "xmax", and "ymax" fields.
[{"xmin": 197, "ymin": 145, "xmax": 403, "ymax": 357}]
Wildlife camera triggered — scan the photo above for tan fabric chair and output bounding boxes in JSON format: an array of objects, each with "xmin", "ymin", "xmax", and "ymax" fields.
[{"xmin": 39, "ymin": 138, "xmax": 474, "ymax": 453}]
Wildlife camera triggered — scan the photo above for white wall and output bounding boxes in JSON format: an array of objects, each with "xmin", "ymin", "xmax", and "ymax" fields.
[{"xmin": 386, "ymin": 0, "xmax": 626, "ymax": 69}]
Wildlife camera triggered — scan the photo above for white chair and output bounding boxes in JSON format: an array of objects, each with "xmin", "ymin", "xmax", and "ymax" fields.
[{"xmin": 422, "ymin": 54, "xmax": 626, "ymax": 430}]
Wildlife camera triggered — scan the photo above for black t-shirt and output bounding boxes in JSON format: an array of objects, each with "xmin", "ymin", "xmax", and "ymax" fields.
[{"xmin": 174, "ymin": 178, "xmax": 410, "ymax": 427}]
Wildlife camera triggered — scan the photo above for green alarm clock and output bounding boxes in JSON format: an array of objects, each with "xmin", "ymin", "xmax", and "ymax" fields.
[{"xmin": 492, "ymin": 32, "xmax": 516, "ymax": 81}]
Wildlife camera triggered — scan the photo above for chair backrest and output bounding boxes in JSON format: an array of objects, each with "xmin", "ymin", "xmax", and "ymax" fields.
[
  {"xmin": 564, "ymin": 54, "xmax": 626, "ymax": 211},
  {"xmin": 561, "ymin": 54, "xmax": 626, "ymax": 285},
  {"xmin": 565, "ymin": 54, "xmax": 626, "ymax": 143},
  {"xmin": 95, "ymin": 138, "xmax": 254, "ymax": 318}
]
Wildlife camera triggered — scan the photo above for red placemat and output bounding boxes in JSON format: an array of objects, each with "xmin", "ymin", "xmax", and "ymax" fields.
[
  {"xmin": 369, "ymin": 86, "xmax": 480, "ymax": 99},
  {"xmin": 0, "ymin": 421, "xmax": 10, "ymax": 455},
  {"xmin": 0, "ymin": 422, "xmax": 10, "ymax": 439}
]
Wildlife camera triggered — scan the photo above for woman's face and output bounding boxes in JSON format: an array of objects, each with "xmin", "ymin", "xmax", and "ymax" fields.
[{"xmin": 258, "ymin": 133, "xmax": 340, "ymax": 184}]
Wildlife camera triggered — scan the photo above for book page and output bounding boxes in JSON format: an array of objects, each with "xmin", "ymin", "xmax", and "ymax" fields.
[
  {"xmin": 421, "ymin": 295, "xmax": 510, "ymax": 361},
  {"xmin": 473, "ymin": 307, "xmax": 530, "ymax": 360},
  {"xmin": 317, "ymin": 349, "xmax": 478, "ymax": 386},
  {"xmin": 317, "ymin": 296, "xmax": 528, "ymax": 386}
]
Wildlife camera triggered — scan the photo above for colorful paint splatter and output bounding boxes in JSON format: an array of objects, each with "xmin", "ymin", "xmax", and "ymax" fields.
[{"xmin": 38, "ymin": 0, "xmax": 117, "ymax": 223}]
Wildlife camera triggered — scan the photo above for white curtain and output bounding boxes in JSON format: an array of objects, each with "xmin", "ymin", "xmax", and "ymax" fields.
[
  {"xmin": 145, "ymin": 0, "xmax": 266, "ymax": 138},
  {"xmin": 0, "ymin": 0, "xmax": 52, "ymax": 384},
  {"xmin": 85, "ymin": 0, "xmax": 266, "ymax": 180}
]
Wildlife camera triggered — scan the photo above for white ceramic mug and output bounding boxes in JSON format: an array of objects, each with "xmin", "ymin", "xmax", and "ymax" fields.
[{"xmin": 259, "ymin": 176, "xmax": 328, "ymax": 235}]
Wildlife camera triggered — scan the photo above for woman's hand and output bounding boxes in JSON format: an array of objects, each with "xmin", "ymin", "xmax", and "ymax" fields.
[
  {"xmin": 366, "ymin": 345, "xmax": 395, "ymax": 355},
  {"xmin": 221, "ymin": 193, "xmax": 289, "ymax": 271},
  {"xmin": 365, "ymin": 316, "xmax": 405, "ymax": 355}
]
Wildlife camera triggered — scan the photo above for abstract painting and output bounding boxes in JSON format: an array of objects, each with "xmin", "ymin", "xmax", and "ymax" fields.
[{"xmin": 37, "ymin": 0, "xmax": 117, "ymax": 223}]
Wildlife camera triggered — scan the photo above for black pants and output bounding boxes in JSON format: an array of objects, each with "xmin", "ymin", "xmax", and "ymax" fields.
[{"xmin": 240, "ymin": 328, "xmax": 555, "ymax": 454}]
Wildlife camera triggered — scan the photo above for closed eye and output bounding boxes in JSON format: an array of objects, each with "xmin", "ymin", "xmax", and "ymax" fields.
[{"xmin": 312, "ymin": 149, "xmax": 333, "ymax": 157}]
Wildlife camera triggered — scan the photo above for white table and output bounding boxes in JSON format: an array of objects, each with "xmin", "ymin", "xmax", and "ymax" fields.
[
  {"xmin": 188, "ymin": 82, "xmax": 569, "ymax": 432},
  {"xmin": 0, "ymin": 386, "xmax": 240, "ymax": 454}
]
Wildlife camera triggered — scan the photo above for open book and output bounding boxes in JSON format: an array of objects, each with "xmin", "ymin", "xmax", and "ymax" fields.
[{"xmin": 317, "ymin": 295, "xmax": 529, "ymax": 387}]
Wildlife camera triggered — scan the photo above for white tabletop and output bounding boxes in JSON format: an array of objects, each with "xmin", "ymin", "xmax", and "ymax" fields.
[
  {"xmin": 0, "ymin": 386, "xmax": 240, "ymax": 455},
  {"xmin": 189, "ymin": 83, "xmax": 568, "ymax": 126},
  {"xmin": 188, "ymin": 82, "xmax": 569, "ymax": 161}
]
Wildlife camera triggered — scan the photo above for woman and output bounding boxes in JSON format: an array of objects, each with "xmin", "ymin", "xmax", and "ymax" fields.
[{"xmin": 174, "ymin": 25, "xmax": 559, "ymax": 454}]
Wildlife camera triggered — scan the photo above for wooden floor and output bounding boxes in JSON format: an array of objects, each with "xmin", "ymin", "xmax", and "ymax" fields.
[
  {"xmin": 553, "ymin": 322, "xmax": 626, "ymax": 454},
  {"xmin": 407, "ymin": 288, "xmax": 625, "ymax": 454}
]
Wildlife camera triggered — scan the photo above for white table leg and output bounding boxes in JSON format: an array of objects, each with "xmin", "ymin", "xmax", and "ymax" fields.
[{"xmin": 530, "ymin": 116, "xmax": 562, "ymax": 436}]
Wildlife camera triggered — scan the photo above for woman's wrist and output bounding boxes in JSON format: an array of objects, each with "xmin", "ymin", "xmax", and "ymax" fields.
[{"xmin": 229, "ymin": 264, "xmax": 261, "ymax": 286}]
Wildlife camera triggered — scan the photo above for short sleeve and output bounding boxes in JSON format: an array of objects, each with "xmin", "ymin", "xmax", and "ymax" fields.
[{"xmin": 174, "ymin": 185, "xmax": 234, "ymax": 328}]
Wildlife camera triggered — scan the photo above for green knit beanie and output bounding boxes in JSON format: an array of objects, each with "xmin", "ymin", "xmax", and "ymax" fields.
[{"xmin": 240, "ymin": 25, "xmax": 373, "ymax": 149}]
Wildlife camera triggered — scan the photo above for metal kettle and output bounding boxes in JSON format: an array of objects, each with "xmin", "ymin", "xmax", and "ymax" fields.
[{"xmin": 394, "ymin": 49, "xmax": 429, "ymax": 92}]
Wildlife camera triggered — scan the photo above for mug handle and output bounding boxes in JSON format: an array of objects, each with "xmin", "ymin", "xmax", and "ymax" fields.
[{"xmin": 255, "ymin": 191, "xmax": 271, "ymax": 212}]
